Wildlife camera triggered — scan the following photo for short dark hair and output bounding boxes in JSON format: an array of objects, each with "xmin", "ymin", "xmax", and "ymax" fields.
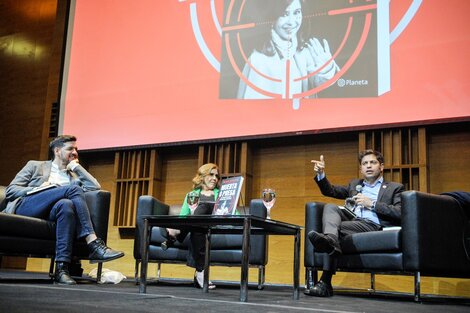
[
  {"xmin": 49, "ymin": 135, "xmax": 77, "ymax": 158},
  {"xmin": 358, "ymin": 149, "xmax": 384, "ymax": 164}
]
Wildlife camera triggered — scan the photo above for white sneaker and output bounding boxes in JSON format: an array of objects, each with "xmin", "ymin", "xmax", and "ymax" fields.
[{"xmin": 194, "ymin": 270, "xmax": 216, "ymax": 289}]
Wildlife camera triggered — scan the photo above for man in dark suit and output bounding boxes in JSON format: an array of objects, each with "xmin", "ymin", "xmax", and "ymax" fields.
[{"xmin": 305, "ymin": 150, "xmax": 404, "ymax": 297}]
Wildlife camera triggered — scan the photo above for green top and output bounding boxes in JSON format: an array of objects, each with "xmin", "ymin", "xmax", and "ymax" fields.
[
  {"xmin": 179, "ymin": 187, "xmax": 240, "ymax": 216},
  {"xmin": 179, "ymin": 188, "xmax": 219, "ymax": 216}
]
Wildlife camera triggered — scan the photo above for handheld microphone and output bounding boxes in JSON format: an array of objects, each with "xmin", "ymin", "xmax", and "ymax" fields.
[
  {"xmin": 355, "ymin": 185, "xmax": 363, "ymax": 195},
  {"xmin": 345, "ymin": 185, "xmax": 363, "ymax": 210}
]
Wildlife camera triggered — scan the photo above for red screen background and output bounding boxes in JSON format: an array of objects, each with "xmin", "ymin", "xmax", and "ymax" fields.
[{"xmin": 61, "ymin": 0, "xmax": 470, "ymax": 150}]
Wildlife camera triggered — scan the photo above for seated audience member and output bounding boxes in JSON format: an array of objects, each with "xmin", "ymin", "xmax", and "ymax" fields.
[
  {"xmin": 163, "ymin": 163, "xmax": 221, "ymax": 289},
  {"xmin": 305, "ymin": 150, "xmax": 404, "ymax": 297},
  {"xmin": 4, "ymin": 135, "xmax": 124, "ymax": 285},
  {"xmin": 440, "ymin": 191, "xmax": 470, "ymax": 219}
]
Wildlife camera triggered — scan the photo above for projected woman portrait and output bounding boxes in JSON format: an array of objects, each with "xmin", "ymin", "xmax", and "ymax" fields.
[{"xmin": 219, "ymin": 0, "xmax": 340, "ymax": 99}]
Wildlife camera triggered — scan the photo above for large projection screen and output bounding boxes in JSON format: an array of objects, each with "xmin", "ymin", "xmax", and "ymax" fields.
[{"xmin": 60, "ymin": 0, "xmax": 470, "ymax": 151}]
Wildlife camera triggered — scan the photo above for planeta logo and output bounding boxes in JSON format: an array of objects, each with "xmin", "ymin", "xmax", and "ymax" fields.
[
  {"xmin": 337, "ymin": 78, "xmax": 346, "ymax": 87},
  {"xmin": 337, "ymin": 78, "xmax": 369, "ymax": 87}
]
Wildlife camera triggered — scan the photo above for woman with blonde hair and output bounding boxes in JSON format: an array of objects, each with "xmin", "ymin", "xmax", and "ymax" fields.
[{"xmin": 164, "ymin": 163, "xmax": 220, "ymax": 289}]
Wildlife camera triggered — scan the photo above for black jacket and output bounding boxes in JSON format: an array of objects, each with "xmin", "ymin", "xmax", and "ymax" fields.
[{"xmin": 315, "ymin": 176, "xmax": 405, "ymax": 227}]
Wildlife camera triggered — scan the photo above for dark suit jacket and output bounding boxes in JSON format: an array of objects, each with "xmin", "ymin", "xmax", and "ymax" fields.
[{"xmin": 315, "ymin": 176, "xmax": 405, "ymax": 227}]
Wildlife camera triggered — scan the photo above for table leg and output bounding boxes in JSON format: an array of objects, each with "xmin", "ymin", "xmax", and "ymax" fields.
[
  {"xmin": 203, "ymin": 228, "xmax": 211, "ymax": 293},
  {"xmin": 139, "ymin": 218, "xmax": 150, "ymax": 293},
  {"xmin": 240, "ymin": 217, "xmax": 251, "ymax": 302},
  {"xmin": 293, "ymin": 229, "xmax": 301, "ymax": 300}
]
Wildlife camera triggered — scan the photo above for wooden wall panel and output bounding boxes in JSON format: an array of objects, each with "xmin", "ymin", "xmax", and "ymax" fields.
[
  {"xmin": 160, "ymin": 148, "xmax": 199, "ymax": 205},
  {"xmin": 0, "ymin": 0, "xmax": 64, "ymax": 269},
  {"xmin": 428, "ymin": 122, "xmax": 470, "ymax": 193},
  {"xmin": 80, "ymin": 151, "xmax": 118, "ymax": 221},
  {"xmin": 112, "ymin": 149, "xmax": 163, "ymax": 227},
  {"xmin": 0, "ymin": 0, "xmax": 63, "ymax": 185},
  {"xmin": 359, "ymin": 127, "xmax": 427, "ymax": 191}
]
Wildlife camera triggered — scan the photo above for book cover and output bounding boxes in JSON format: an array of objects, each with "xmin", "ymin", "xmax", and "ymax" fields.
[
  {"xmin": 26, "ymin": 184, "xmax": 58, "ymax": 195},
  {"xmin": 338, "ymin": 205, "xmax": 357, "ymax": 219},
  {"xmin": 212, "ymin": 176, "xmax": 244, "ymax": 215}
]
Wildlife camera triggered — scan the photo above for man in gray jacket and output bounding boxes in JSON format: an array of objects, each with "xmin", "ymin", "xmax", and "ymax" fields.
[{"xmin": 5, "ymin": 135, "xmax": 124, "ymax": 285}]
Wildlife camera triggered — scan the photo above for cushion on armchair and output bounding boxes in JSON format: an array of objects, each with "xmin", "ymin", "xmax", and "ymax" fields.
[
  {"xmin": 0, "ymin": 213, "xmax": 55, "ymax": 240},
  {"xmin": 340, "ymin": 229, "xmax": 401, "ymax": 254}
]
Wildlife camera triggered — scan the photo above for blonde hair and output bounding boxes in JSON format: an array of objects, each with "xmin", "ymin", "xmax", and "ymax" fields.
[{"xmin": 192, "ymin": 163, "xmax": 219, "ymax": 189}]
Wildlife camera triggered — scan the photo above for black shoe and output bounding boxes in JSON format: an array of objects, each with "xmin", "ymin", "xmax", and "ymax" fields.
[
  {"xmin": 304, "ymin": 280, "xmax": 333, "ymax": 297},
  {"xmin": 161, "ymin": 237, "xmax": 176, "ymax": 251},
  {"xmin": 308, "ymin": 231, "xmax": 342, "ymax": 256},
  {"xmin": 68, "ymin": 260, "xmax": 84, "ymax": 277},
  {"xmin": 194, "ymin": 271, "xmax": 216, "ymax": 290},
  {"xmin": 54, "ymin": 262, "xmax": 77, "ymax": 285},
  {"xmin": 88, "ymin": 238, "xmax": 125, "ymax": 264}
]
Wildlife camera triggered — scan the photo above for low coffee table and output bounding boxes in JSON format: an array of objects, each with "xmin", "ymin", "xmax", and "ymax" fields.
[{"xmin": 138, "ymin": 215, "xmax": 301, "ymax": 302}]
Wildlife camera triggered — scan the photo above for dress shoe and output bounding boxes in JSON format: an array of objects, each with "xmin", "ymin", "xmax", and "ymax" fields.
[
  {"xmin": 194, "ymin": 270, "xmax": 216, "ymax": 290},
  {"xmin": 308, "ymin": 231, "xmax": 342, "ymax": 256},
  {"xmin": 88, "ymin": 238, "xmax": 125, "ymax": 263},
  {"xmin": 68, "ymin": 260, "xmax": 84, "ymax": 277},
  {"xmin": 54, "ymin": 262, "xmax": 77, "ymax": 285},
  {"xmin": 304, "ymin": 280, "xmax": 333, "ymax": 297}
]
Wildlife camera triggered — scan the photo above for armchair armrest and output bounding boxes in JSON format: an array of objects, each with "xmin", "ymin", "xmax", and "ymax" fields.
[
  {"xmin": 84, "ymin": 190, "xmax": 111, "ymax": 242},
  {"xmin": 133, "ymin": 196, "xmax": 170, "ymax": 259},
  {"xmin": 248, "ymin": 199, "xmax": 268, "ymax": 265},
  {"xmin": 402, "ymin": 191, "xmax": 470, "ymax": 276},
  {"xmin": 304, "ymin": 202, "xmax": 325, "ymax": 267},
  {"xmin": 248, "ymin": 199, "xmax": 267, "ymax": 218}
]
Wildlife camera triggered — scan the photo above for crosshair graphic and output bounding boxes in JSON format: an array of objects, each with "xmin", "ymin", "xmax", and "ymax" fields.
[
  {"xmin": 180, "ymin": 0, "xmax": 423, "ymax": 109},
  {"xmin": 224, "ymin": 1, "xmax": 377, "ymax": 100}
]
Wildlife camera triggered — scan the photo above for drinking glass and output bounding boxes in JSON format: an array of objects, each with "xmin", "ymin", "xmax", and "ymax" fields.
[
  {"xmin": 261, "ymin": 188, "xmax": 276, "ymax": 219},
  {"xmin": 187, "ymin": 191, "xmax": 200, "ymax": 214}
]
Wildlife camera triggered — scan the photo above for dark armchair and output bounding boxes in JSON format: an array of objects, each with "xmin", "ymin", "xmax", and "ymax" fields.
[
  {"xmin": 304, "ymin": 190, "xmax": 470, "ymax": 301},
  {"xmin": 133, "ymin": 196, "xmax": 269, "ymax": 288},
  {"xmin": 0, "ymin": 185, "xmax": 111, "ymax": 281}
]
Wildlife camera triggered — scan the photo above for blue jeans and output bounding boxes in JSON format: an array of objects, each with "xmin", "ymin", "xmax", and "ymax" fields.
[{"xmin": 16, "ymin": 185, "xmax": 95, "ymax": 263}]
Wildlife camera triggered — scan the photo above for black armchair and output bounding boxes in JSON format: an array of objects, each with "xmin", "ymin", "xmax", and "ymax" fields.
[
  {"xmin": 0, "ymin": 185, "xmax": 111, "ymax": 281},
  {"xmin": 304, "ymin": 190, "xmax": 470, "ymax": 301},
  {"xmin": 133, "ymin": 196, "xmax": 269, "ymax": 288}
]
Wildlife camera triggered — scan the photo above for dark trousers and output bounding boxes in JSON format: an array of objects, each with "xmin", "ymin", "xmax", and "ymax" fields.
[
  {"xmin": 321, "ymin": 203, "xmax": 382, "ymax": 272},
  {"xmin": 15, "ymin": 185, "xmax": 95, "ymax": 263},
  {"xmin": 173, "ymin": 202, "xmax": 214, "ymax": 272}
]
